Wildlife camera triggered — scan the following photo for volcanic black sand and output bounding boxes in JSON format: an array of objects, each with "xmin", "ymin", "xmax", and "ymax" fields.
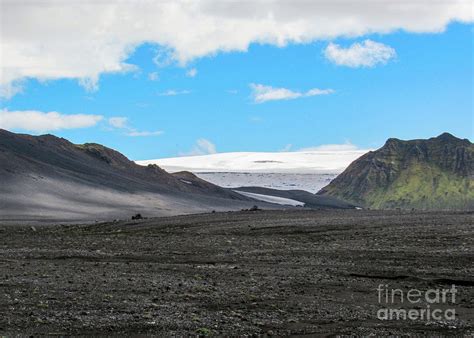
[{"xmin": 1, "ymin": 210, "xmax": 473, "ymax": 335}]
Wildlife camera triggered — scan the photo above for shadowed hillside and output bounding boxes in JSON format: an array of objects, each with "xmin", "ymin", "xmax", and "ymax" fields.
[{"xmin": 0, "ymin": 129, "xmax": 269, "ymax": 221}]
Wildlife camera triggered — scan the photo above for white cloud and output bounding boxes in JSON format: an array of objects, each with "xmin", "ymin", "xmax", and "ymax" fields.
[
  {"xmin": 298, "ymin": 143, "xmax": 360, "ymax": 152},
  {"xmin": 157, "ymin": 89, "xmax": 191, "ymax": 96},
  {"xmin": 0, "ymin": 109, "xmax": 102, "ymax": 132},
  {"xmin": 186, "ymin": 68, "xmax": 198, "ymax": 77},
  {"xmin": 250, "ymin": 84, "xmax": 334, "ymax": 103},
  {"xmin": 148, "ymin": 72, "xmax": 159, "ymax": 81},
  {"xmin": 181, "ymin": 138, "xmax": 217, "ymax": 156},
  {"xmin": 324, "ymin": 40, "xmax": 396, "ymax": 67},
  {"xmin": 251, "ymin": 84, "xmax": 301, "ymax": 102},
  {"xmin": 1, "ymin": 1, "xmax": 471, "ymax": 97},
  {"xmin": 108, "ymin": 116, "xmax": 162, "ymax": 137}
]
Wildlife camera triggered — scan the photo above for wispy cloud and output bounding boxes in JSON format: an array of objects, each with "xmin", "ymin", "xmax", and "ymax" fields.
[
  {"xmin": 157, "ymin": 89, "xmax": 191, "ymax": 96},
  {"xmin": 180, "ymin": 138, "xmax": 217, "ymax": 156},
  {"xmin": 78, "ymin": 75, "xmax": 100, "ymax": 92},
  {"xmin": 249, "ymin": 116, "xmax": 263, "ymax": 123},
  {"xmin": 324, "ymin": 40, "xmax": 396, "ymax": 67},
  {"xmin": 0, "ymin": 109, "xmax": 102, "ymax": 133},
  {"xmin": 108, "ymin": 116, "xmax": 128, "ymax": 129},
  {"xmin": 148, "ymin": 72, "xmax": 159, "ymax": 81},
  {"xmin": 298, "ymin": 142, "xmax": 360, "ymax": 152},
  {"xmin": 135, "ymin": 102, "xmax": 150, "ymax": 108},
  {"xmin": 0, "ymin": 82, "xmax": 24, "ymax": 100},
  {"xmin": 280, "ymin": 144, "xmax": 293, "ymax": 152},
  {"xmin": 186, "ymin": 68, "xmax": 198, "ymax": 77},
  {"xmin": 126, "ymin": 130, "xmax": 163, "ymax": 137},
  {"xmin": 152, "ymin": 47, "xmax": 175, "ymax": 68},
  {"xmin": 250, "ymin": 84, "xmax": 334, "ymax": 103},
  {"xmin": 107, "ymin": 117, "xmax": 163, "ymax": 137}
]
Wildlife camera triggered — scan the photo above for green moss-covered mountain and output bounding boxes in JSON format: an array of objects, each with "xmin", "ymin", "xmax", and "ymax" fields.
[{"xmin": 318, "ymin": 133, "xmax": 474, "ymax": 210}]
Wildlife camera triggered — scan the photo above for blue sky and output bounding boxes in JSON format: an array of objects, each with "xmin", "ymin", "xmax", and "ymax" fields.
[{"xmin": 1, "ymin": 2, "xmax": 472, "ymax": 160}]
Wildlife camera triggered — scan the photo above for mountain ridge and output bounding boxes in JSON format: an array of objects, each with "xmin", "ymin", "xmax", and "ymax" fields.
[{"xmin": 318, "ymin": 133, "xmax": 474, "ymax": 210}]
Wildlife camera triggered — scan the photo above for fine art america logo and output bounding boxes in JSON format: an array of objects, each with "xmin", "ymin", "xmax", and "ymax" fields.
[{"xmin": 377, "ymin": 284, "xmax": 457, "ymax": 321}]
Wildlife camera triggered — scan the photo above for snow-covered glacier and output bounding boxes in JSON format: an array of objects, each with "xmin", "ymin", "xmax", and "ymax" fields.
[{"xmin": 136, "ymin": 149, "xmax": 368, "ymax": 193}]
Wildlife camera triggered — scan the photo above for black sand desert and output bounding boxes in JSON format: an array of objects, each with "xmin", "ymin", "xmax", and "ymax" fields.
[
  {"xmin": 2, "ymin": 1, "xmax": 473, "ymax": 335},
  {"xmin": 1, "ymin": 210, "xmax": 473, "ymax": 335}
]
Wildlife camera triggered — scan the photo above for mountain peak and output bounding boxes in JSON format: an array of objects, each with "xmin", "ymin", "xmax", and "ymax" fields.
[
  {"xmin": 383, "ymin": 137, "xmax": 403, "ymax": 147},
  {"xmin": 437, "ymin": 132, "xmax": 456, "ymax": 139},
  {"xmin": 433, "ymin": 132, "xmax": 469, "ymax": 144}
]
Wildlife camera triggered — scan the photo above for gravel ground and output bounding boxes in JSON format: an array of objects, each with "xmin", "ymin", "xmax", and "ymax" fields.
[{"xmin": 1, "ymin": 210, "xmax": 473, "ymax": 335}]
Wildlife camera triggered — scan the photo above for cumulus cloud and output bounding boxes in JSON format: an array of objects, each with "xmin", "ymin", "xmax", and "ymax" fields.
[
  {"xmin": 1, "ymin": 1, "xmax": 471, "ymax": 97},
  {"xmin": 108, "ymin": 116, "xmax": 162, "ymax": 137},
  {"xmin": 0, "ymin": 109, "xmax": 102, "ymax": 133},
  {"xmin": 324, "ymin": 40, "xmax": 396, "ymax": 67},
  {"xmin": 181, "ymin": 138, "xmax": 217, "ymax": 156},
  {"xmin": 250, "ymin": 84, "xmax": 334, "ymax": 103},
  {"xmin": 157, "ymin": 89, "xmax": 191, "ymax": 96},
  {"xmin": 186, "ymin": 68, "xmax": 198, "ymax": 77}
]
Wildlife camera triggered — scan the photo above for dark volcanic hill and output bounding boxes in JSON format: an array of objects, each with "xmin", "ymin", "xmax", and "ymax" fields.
[
  {"xmin": 318, "ymin": 133, "xmax": 474, "ymax": 210},
  {"xmin": 0, "ymin": 129, "xmax": 268, "ymax": 221}
]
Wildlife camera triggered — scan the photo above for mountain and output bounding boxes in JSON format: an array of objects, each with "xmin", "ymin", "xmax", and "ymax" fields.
[
  {"xmin": 318, "ymin": 133, "xmax": 474, "ymax": 210},
  {"xmin": 0, "ymin": 129, "xmax": 271, "ymax": 222}
]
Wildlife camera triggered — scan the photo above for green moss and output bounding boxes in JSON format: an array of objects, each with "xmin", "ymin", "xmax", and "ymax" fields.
[
  {"xmin": 76, "ymin": 143, "xmax": 103, "ymax": 150},
  {"xmin": 366, "ymin": 162, "xmax": 474, "ymax": 210},
  {"xmin": 196, "ymin": 327, "xmax": 211, "ymax": 336}
]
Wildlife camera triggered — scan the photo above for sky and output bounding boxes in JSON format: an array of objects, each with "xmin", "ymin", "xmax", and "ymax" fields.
[{"xmin": 0, "ymin": 1, "xmax": 473, "ymax": 160}]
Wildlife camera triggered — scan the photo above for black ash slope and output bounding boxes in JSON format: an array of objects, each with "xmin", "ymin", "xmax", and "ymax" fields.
[{"xmin": 0, "ymin": 129, "xmax": 274, "ymax": 222}]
